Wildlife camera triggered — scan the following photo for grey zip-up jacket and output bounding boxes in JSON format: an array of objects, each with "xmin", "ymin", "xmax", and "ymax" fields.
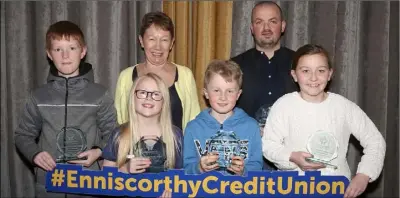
[{"xmin": 14, "ymin": 63, "xmax": 117, "ymax": 195}]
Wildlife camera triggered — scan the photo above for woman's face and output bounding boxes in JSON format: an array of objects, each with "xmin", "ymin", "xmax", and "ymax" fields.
[{"xmin": 139, "ymin": 24, "xmax": 174, "ymax": 66}]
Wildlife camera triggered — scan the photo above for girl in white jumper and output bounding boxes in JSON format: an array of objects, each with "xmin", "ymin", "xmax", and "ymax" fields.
[{"xmin": 262, "ymin": 44, "xmax": 386, "ymax": 198}]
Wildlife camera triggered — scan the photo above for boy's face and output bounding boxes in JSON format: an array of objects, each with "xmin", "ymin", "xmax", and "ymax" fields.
[
  {"xmin": 204, "ymin": 74, "xmax": 242, "ymax": 116},
  {"xmin": 46, "ymin": 37, "xmax": 87, "ymax": 78}
]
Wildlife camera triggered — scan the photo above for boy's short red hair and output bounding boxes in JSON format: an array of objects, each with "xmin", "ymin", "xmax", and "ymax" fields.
[{"xmin": 46, "ymin": 21, "xmax": 86, "ymax": 50}]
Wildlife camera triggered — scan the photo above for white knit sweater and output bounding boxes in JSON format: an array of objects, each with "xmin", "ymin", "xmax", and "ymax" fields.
[{"xmin": 262, "ymin": 92, "xmax": 386, "ymax": 182}]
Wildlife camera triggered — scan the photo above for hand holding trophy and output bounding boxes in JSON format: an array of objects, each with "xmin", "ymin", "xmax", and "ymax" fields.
[
  {"xmin": 126, "ymin": 154, "xmax": 152, "ymax": 174},
  {"xmin": 208, "ymin": 130, "xmax": 241, "ymax": 169},
  {"xmin": 132, "ymin": 136, "xmax": 167, "ymax": 173},
  {"xmin": 306, "ymin": 130, "xmax": 339, "ymax": 169},
  {"xmin": 56, "ymin": 127, "xmax": 88, "ymax": 163}
]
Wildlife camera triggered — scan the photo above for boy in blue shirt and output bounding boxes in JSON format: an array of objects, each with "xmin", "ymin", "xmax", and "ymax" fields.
[{"xmin": 184, "ymin": 60, "xmax": 262, "ymax": 176}]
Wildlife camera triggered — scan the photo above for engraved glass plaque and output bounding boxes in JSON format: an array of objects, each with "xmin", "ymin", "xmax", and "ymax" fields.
[
  {"xmin": 134, "ymin": 136, "xmax": 167, "ymax": 173},
  {"xmin": 306, "ymin": 130, "xmax": 339, "ymax": 169},
  {"xmin": 56, "ymin": 127, "xmax": 87, "ymax": 163},
  {"xmin": 208, "ymin": 130, "xmax": 241, "ymax": 168}
]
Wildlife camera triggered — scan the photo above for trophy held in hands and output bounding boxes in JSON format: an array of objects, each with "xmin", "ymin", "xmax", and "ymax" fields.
[
  {"xmin": 208, "ymin": 130, "xmax": 241, "ymax": 168},
  {"xmin": 56, "ymin": 127, "xmax": 87, "ymax": 163},
  {"xmin": 306, "ymin": 130, "xmax": 339, "ymax": 169},
  {"xmin": 135, "ymin": 136, "xmax": 167, "ymax": 173}
]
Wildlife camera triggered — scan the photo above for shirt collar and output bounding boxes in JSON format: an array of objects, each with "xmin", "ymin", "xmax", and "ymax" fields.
[{"xmin": 254, "ymin": 46, "xmax": 284, "ymax": 59}]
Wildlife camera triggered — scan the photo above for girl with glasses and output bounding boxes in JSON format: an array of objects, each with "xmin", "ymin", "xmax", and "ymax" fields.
[{"xmin": 102, "ymin": 73, "xmax": 183, "ymax": 197}]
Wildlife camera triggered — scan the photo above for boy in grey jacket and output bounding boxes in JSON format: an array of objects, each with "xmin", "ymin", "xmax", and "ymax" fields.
[{"xmin": 14, "ymin": 21, "xmax": 118, "ymax": 197}]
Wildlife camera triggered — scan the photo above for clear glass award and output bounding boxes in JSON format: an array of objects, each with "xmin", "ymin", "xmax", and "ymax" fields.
[
  {"xmin": 306, "ymin": 130, "xmax": 339, "ymax": 169},
  {"xmin": 56, "ymin": 127, "xmax": 87, "ymax": 163},
  {"xmin": 255, "ymin": 104, "xmax": 272, "ymax": 130},
  {"xmin": 208, "ymin": 130, "xmax": 241, "ymax": 168},
  {"xmin": 134, "ymin": 136, "xmax": 167, "ymax": 173}
]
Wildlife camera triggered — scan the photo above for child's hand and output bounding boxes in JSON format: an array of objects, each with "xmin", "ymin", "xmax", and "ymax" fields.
[
  {"xmin": 199, "ymin": 152, "xmax": 219, "ymax": 173},
  {"xmin": 228, "ymin": 155, "xmax": 245, "ymax": 175},
  {"xmin": 344, "ymin": 173, "xmax": 370, "ymax": 198},
  {"xmin": 68, "ymin": 148, "xmax": 102, "ymax": 167},
  {"xmin": 33, "ymin": 151, "xmax": 56, "ymax": 171},
  {"xmin": 127, "ymin": 157, "xmax": 151, "ymax": 174},
  {"xmin": 289, "ymin": 151, "xmax": 326, "ymax": 171},
  {"xmin": 159, "ymin": 189, "xmax": 172, "ymax": 198}
]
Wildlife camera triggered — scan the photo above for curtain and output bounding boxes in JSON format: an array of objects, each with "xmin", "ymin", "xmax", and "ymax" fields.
[
  {"xmin": 0, "ymin": 1, "xmax": 161, "ymax": 197},
  {"xmin": 231, "ymin": 1, "xmax": 399, "ymax": 197},
  {"xmin": 1, "ymin": 1, "xmax": 398, "ymax": 197},
  {"xmin": 163, "ymin": 1, "xmax": 233, "ymax": 109}
]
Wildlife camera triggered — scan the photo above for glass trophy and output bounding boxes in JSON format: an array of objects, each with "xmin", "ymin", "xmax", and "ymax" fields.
[
  {"xmin": 208, "ymin": 130, "xmax": 241, "ymax": 168},
  {"xmin": 255, "ymin": 104, "xmax": 272, "ymax": 129},
  {"xmin": 306, "ymin": 130, "xmax": 339, "ymax": 169},
  {"xmin": 134, "ymin": 136, "xmax": 167, "ymax": 173},
  {"xmin": 56, "ymin": 127, "xmax": 87, "ymax": 163}
]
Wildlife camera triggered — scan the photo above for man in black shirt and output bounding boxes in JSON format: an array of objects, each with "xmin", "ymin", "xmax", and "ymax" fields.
[
  {"xmin": 232, "ymin": 1, "xmax": 296, "ymax": 119},
  {"xmin": 231, "ymin": 1, "xmax": 297, "ymax": 170}
]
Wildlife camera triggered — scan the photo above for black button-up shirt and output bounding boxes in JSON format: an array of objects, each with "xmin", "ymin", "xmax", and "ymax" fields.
[{"xmin": 231, "ymin": 47, "xmax": 297, "ymax": 119}]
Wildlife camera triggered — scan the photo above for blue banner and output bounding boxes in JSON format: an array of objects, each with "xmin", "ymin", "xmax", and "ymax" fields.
[{"xmin": 46, "ymin": 164, "xmax": 349, "ymax": 197}]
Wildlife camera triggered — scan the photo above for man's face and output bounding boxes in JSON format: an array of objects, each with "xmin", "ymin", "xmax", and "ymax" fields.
[{"xmin": 251, "ymin": 4, "xmax": 286, "ymax": 49}]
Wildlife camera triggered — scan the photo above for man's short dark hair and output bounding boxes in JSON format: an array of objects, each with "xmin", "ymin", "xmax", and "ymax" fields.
[{"xmin": 251, "ymin": 1, "xmax": 284, "ymax": 22}]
